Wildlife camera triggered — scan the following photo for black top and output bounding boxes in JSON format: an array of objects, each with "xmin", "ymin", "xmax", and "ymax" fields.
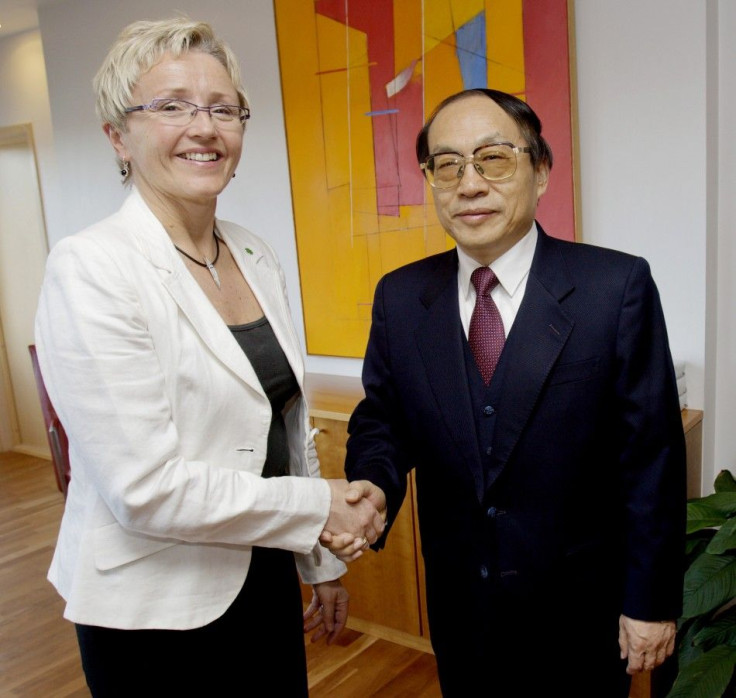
[{"xmin": 229, "ymin": 316, "xmax": 299, "ymax": 478}]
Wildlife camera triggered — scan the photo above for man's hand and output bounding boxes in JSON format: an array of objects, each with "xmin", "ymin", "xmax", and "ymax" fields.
[
  {"xmin": 319, "ymin": 480, "xmax": 387, "ymax": 561},
  {"xmin": 618, "ymin": 614, "xmax": 676, "ymax": 674}
]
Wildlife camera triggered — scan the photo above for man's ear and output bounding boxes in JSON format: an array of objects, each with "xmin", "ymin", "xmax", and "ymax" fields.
[
  {"xmin": 103, "ymin": 123, "xmax": 128, "ymax": 162},
  {"xmin": 535, "ymin": 164, "xmax": 550, "ymax": 199}
]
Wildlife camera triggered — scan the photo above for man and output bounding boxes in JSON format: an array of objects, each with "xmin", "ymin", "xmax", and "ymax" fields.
[{"xmin": 338, "ymin": 89, "xmax": 686, "ymax": 696}]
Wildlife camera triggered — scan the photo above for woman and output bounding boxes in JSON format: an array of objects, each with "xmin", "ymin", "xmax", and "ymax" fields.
[{"xmin": 35, "ymin": 17, "xmax": 383, "ymax": 696}]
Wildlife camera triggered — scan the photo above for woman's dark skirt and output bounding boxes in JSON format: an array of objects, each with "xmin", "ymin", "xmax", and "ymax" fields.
[{"xmin": 75, "ymin": 546, "xmax": 308, "ymax": 697}]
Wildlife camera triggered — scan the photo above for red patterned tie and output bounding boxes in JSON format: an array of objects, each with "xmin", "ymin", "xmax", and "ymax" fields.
[{"xmin": 469, "ymin": 267, "xmax": 505, "ymax": 384}]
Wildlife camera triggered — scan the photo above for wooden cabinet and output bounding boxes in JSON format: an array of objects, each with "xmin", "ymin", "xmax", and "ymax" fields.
[
  {"xmin": 303, "ymin": 373, "xmax": 705, "ymax": 671},
  {"xmin": 303, "ymin": 373, "xmax": 431, "ymax": 650},
  {"xmin": 682, "ymin": 408, "xmax": 704, "ymax": 498}
]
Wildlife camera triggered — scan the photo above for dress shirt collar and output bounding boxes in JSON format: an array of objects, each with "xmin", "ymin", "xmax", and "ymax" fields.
[{"xmin": 457, "ymin": 222, "xmax": 538, "ymax": 301}]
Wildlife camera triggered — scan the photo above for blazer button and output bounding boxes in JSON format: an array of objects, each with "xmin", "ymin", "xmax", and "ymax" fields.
[
  {"xmin": 480, "ymin": 565, "xmax": 489, "ymax": 579},
  {"xmin": 483, "ymin": 405, "xmax": 495, "ymax": 416},
  {"xmin": 487, "ymin": 506, "xmax": 497, "ymax": 518},
  {"xmin": 485, "ymin": 446, "xmax": 493, "ymax": 456}
]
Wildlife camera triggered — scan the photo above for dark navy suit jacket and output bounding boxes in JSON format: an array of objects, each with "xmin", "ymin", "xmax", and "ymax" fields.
[{"xmin": 345, "ymin": 226, "xmax": 686, "ymax": 695}]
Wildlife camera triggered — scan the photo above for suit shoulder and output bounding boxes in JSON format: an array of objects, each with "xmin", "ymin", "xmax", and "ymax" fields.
[
  {"xmin": 216, "ymin": 219, "xmax": 280, "ymax": 264},
  {"xmin": 48, "ymin": 210, "xmax": 134, "ymax": 264},
  {"xmin": 545, "ymin": 235, "xmax": 649, "ymax": 276},
  {"xmin": 380, "ymin": 249, "xmax": 456, "ymax": 286}
]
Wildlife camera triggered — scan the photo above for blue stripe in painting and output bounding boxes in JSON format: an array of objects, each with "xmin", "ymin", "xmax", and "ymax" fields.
[
  {"xmin": 456, "ymin": 13, "xmax": 487, "ymax": 89},
  {"xmin": 365, "ymin": 109, "xmax": 400, "ymax": 116}
]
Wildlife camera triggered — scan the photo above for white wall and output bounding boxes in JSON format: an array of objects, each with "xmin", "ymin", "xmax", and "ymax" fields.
[
  {"xmin": 0, "ymin": 32, "xmax": 56, "ymax": 455},
  {"xmin": 0, "ymin": 28, "xmax": 60, "ymax": 241},
  {"xmin": 1, "ymin": 0, "xmax": 731, "ymax": 486},
  {"xmin": 574, "ymin": 1, "xmax": 707, "ymax": 409},
  {"xmin": 0, "ymin": 135, "xmax": 50, "ymax": 455},
  {"xmin": 713, "ymin": 1, "xmax": 736, "ymax": 480}
]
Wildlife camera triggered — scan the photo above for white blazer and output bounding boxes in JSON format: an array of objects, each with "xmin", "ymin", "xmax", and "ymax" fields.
[{"xmin": 35, "ymin": 189, "xmax": 346, "ymax": 630}]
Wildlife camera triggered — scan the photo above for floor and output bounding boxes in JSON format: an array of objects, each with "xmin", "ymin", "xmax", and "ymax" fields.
[
  {"xmin": 1, "ymin": 449, "xmax": 657, "ymax": 697},
  {"xmin": 0, "ymin": 451, "xmax": 441, "ymax": 697}
]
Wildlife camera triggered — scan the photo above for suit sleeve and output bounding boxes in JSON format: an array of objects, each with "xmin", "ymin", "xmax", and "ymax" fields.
[
  {"xmin": 345, "ymin": 276, "xmax": 409, "ymax": 545},
  {"xmin": 615, "ymin": 257, "xmax": 687, "ymax": 621}
]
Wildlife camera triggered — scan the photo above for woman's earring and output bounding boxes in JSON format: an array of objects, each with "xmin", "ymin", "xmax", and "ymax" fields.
[{"xmin": 120, "ymin": 161, "xmax": 129, "ymax": 179}]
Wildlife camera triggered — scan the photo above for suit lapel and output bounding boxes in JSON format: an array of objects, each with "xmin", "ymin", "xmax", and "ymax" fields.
[
  {"xmin": 486, "ymin": 229, "xmax": 575, "ymax": 487},
  {"xmin": 224, "ymin": 230, "xmax": 305, "ymax": 385},
  {"xmin": 414, "ymin": 252, "xmax": 485, "ymax": 500},
  {"xmin": 123, "ymin": 190, "xmax": 267, "ymax": 396}
]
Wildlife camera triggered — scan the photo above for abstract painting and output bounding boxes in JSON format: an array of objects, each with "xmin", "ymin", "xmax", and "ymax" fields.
[{"xmin": 274, "ymin": 0, "xmax": 577, "ymax": 358}]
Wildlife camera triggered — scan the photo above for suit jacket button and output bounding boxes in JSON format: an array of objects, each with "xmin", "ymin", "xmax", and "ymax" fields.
[
  {"xmin": 483, "ymin": 405, "xmax": 495, "ymax": 416},
  {"xmin": 487, "ymin": 506, "xmax": 497, "ymax": 518},
  {"xmin": 480, "ymin": 565, "xmax": 489, "ymax": 579}
]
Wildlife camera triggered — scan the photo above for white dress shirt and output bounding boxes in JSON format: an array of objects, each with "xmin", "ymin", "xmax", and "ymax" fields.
[{"xmin": 457, "ymin": 223, "xmax": 538, "ymax": 338}]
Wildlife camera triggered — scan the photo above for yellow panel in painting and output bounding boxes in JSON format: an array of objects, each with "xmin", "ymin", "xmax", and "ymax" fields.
[
  {"xmin": 302, "ymin": 18, "xmax": 377, "ymax": 356},
  {"xmin": 273, "ymin": 2, "xmax": 331, "ymax": 259},
  {"xmin": 450, "ymin": 0, "xmax": 485, "ymax": 27},
  {"xmin": 347, "ymin": 69, "xmax": 378, "ymax": 242},
  {"xmin": 378, "ymin": 227, "xmax": 432, "ymax": 275},
  {"xmin": 393, "ymin": 0, "xmax": 422, "ymax": 74},
  {"xmin": 486, "ymin": 0, "xmax": 525, "ymax": 94},
  {"xmin": 402, "ymin": 202, "xmax": 431, "ymax": 232},
  {"xmin": 276, "ymin": 11, "xmax": 370, "ymax": 356},
  {"xmin": 343, "ymin": 22, "xmax": 377, "ymax": 323},
  {"xmin": 424, "ymin": 0, "xmax": 484, "ymax": 52},
  {"xmin": 423, "ymin": 0, "xmax": 452, "ymax": 54},
  {"xmin": 365, "ymin": 228, "xmax": 382, "ymax": 293},
  {"xmin": 422, "ymin": 39, "xmax": 465, "ymax": 115},
  {"xmin": 321, "ymin": 71, "xmax": 350, "ymax": 189},
  {"xmin": 306, "ymin": 185, "xmax": 367, "ymax": 355},
  {"xmin": 352, "ymin": 184, "xmax": 379, "ymax": 242}
]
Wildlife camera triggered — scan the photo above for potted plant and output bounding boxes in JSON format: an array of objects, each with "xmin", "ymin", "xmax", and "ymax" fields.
[{"xmin": 667, "ymin": 469, "xmax": 736, "ymax": 697}]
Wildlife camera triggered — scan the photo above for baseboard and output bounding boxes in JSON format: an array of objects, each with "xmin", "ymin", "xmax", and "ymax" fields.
[
  {"xmin": 345, "ymin": 616, "xmax": 434, "ymax": 654},
  {"xmin": 12, "ymin": 444, "xmax": 51, "ymax": 460}
]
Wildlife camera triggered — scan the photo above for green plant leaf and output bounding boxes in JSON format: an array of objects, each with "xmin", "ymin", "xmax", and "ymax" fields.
[
  {"xmin": 688, "ymin": 499, "xmax": 732, "ymax": 533},
  {"xmin": 694, "ymin": 605, "xmax": 736, "ymax": 651},
  {"xmin": 679, "ymin": 616, "xmax": 710, "ymax": 668},
  {"xmin": 690, "ymin": 492, "xmax": 736, "ymax": 516},
  {"xmin": 683, "ymin": 553, "xmax": 736, "ymax": 618},
  {"xmin": 709, "ymin": 519, "xmax": 736, "ymax": 554},
  {"xmin": 666, "ymin": 645, "xmax": 736, "ymax": 698},
  {"xmin": 715, "ymin": 470, "xmax": 736, "ymax": 493},
  {"xmin": 689, "ymin": 531, "xmax": 717, "ymax": 559}
]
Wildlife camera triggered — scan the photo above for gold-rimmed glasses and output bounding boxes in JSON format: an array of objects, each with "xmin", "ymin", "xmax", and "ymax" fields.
[{"xmin": 420, "ymin": 143, "xmax": 532, "ymax": 189}]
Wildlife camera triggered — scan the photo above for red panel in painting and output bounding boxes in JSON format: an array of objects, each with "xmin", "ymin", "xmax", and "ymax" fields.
[
  {"xmin": 316, "ymin": 0, "xmax": 424, "ymax": 216},
  {"xmin": 523, "ymin": 0, "xmax": 575, "ymax": 240}
]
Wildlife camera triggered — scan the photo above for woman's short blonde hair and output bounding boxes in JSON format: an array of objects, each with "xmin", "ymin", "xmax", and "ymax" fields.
[{"xmin": 93, "ymin": 16, "xmax": 248, "ymax": 133}]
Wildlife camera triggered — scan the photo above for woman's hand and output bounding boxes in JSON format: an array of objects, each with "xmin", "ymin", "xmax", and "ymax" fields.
[
  {"xmin": 320, "ymin": 480, "xmax": 387, "ymax": 561},
  {"xmin": 303, "ymin": 579, "xmax": 349, "ymax": 645}
]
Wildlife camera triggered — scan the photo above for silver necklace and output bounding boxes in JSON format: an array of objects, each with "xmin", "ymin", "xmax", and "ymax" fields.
[{"xmin": 174, "ymin": 226, "xmax": 221, "ymax": 289}]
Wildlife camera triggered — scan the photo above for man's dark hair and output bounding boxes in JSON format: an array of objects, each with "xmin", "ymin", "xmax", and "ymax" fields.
[{"xmin": 415, "ymin": 88, "xmax": 553, "ymax": 170}]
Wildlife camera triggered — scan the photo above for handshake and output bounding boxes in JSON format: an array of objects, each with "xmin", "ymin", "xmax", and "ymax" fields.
[{"xmin": 320, "ymin": 480, "xmax": 387, "ymax": 562}]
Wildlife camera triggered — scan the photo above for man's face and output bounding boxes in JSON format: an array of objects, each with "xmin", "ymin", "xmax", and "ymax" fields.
[{"xmin": 426, "ymin": 95, "xmax": 549, "ymax": 266}]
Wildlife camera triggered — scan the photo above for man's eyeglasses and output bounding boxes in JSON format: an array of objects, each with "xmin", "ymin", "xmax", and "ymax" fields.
[
  {"xmin": 124, "ymin": 98, "xmax": 250, "ymax": 127},
  {"xmin": 420, "ymin": 143, "xmax": 532, "ymax": 189}
]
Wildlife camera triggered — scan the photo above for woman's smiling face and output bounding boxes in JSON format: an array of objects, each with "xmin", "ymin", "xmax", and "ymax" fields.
[{"xmin": 109, "ymin": 50, "xmax": 245, "ymax": 211}]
